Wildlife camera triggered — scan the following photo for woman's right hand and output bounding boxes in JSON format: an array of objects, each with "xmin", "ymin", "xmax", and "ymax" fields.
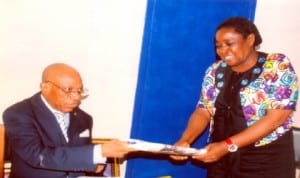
[{"xmin": 169, "ymin": 140, "xmax": 190, "ymax": 161}]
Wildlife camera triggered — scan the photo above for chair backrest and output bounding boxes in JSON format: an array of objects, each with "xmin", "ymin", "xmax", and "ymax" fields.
[{"xmin": 0, "ymin": 124, "xmax": 5, "ymax": 178}]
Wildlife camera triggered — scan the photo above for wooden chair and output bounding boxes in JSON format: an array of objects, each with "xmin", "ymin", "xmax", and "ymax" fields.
[{"xmin": 0, "ymin": 124, "xmax": 5, "ymax": 178}]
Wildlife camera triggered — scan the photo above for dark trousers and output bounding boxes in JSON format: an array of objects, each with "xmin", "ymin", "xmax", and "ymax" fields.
[{"xmin": 207, "ymin": 131, "xmax": 295, "ymax": 178}]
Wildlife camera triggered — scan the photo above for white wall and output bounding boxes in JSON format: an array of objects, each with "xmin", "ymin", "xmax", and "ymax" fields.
[
  {"xmin": 0, "ymin": 0, "xmax": 299, "ymax": 177},
  {"xmin": 255, "ymin": 0, "xmax": 300, "ymax": 127},
  {"xmin": 0, "ymin": 1, "xmax": 147, "ymax": 175},
  {"xmin": 0, "ymin": 0, "xmax": 147, "ymax": 138}
]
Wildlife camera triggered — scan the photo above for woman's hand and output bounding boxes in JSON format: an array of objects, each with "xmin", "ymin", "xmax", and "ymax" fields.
[
  {"xmin": 169, "ymin": 140, "xmax": 190, "ymax": 161},
  {"xmin": 192, "ymin": 141, "xmax": 228, "ymax": 163}
]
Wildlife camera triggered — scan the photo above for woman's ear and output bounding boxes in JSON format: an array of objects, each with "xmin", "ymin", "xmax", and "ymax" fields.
[{"xmin": 247, "ymin": 33, "xmax": 255, "ymax": 47}]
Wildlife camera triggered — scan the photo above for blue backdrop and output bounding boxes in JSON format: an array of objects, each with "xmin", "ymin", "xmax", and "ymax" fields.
[{"xmin": 126, "ymin": 1, "xmax": 257, "ymax": 177}]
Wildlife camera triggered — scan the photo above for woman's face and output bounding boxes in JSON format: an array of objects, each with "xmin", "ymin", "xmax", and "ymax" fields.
[{"xmin": 215, "ymin": 27, "xmax": 255, "ymax": 71}]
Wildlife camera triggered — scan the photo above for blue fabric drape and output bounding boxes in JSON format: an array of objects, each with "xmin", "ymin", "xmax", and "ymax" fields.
[{"xmin": 127, "ymin": 1, "xmax": 257, "ymax": 177}]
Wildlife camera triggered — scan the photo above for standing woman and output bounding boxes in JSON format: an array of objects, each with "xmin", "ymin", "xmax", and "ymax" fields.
[{"xmin": 171, "ymin": 17, "xmax": 299, "ymax": 178}]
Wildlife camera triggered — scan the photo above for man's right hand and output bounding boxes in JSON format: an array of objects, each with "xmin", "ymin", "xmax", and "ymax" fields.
[
  {"xmin": 101, "ymin": 139, "xmax": 137, "ymax": 158},
  {"xmin": 95, "ymin": 164, "xmax": 105, "ymax": 173}
]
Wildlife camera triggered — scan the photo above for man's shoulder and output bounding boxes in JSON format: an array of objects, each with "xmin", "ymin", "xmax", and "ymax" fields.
[
  {"xmin": 3, "ymin": 92, "xmax": 41, "ymax": 117},
  {"xmin": 3, "ymin": 96, "xmax": 32, "ymax": 114},
  {"xmin": 73, "ymin": 108, "xmax": 92, "ymax": 119}
]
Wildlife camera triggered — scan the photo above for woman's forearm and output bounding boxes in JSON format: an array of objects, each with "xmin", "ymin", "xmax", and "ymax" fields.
[{"xmin": 179, "ymin": 108, "xmax": 211, "ymax": 145}]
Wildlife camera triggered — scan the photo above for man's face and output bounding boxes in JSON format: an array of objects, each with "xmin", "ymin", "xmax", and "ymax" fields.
[{"xmin": 42, "ymin": 75, "xmax": 84, "ymax": 113}]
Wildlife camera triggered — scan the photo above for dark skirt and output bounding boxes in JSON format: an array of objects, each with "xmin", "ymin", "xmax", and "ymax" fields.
[{"xmin": 206, "ymin": 130, "xmax": 295, "ymax": 178}]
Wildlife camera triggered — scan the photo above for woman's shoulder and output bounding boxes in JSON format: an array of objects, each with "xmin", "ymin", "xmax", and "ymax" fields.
[
  {"xmin": 262, "ymin": 52, "xmax": 297, "ymax": 82},
  {"xmin": 208, "ymin": 60, "xmax": 224, "ymax": 70},
  {"xmin": 204, "ymin": 60, "xmax": 224, "ymax": 76},
  {"xmin": 263, "ymin": 52, "xmax": 294, "ymax": 71},
  {"xmin": 266, "ymin": 53, "xmax": 290, "ymax": 61}
]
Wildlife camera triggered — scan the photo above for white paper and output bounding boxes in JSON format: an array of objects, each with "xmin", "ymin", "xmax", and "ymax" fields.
[{"xmin": 125, "ymin": 139, "xmax": 207, "ymax": 156}]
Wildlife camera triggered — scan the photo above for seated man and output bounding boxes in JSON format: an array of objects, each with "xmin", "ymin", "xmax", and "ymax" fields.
[{"xmin": 2, "ymin": 63, "xmax": 135, "ymax": 178}]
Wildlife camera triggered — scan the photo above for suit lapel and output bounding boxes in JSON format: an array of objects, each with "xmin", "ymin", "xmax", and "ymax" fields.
[
  {"xmin": 30, "ymin": 93, "xmax": 67, "ymax": 144},
  {"xmin": 68, "ymin": 109, "xmax": 92, "ymax": 142},
  {"xmin": 68, "ymin": 111, "xmax": 83, "ymax": 140}
]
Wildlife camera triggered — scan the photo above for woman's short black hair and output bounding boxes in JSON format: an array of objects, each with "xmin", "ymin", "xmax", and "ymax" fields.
[{"xmin": 216, "ymin": 17, "xmax": 262, "ymax": 47}]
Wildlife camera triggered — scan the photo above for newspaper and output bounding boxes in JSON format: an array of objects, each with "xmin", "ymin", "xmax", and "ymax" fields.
[{"xmin": 125, "ymin": 139, "xmax": 207, "ymax": 156}]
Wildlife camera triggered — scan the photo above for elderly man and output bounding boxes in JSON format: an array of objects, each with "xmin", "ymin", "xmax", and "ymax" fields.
[{"xmin": 3, "ymin": 63, "xmax": 134, "ymax": 178}]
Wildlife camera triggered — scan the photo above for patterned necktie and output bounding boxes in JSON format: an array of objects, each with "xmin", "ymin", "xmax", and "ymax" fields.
[{"xmin": 55, "ymin": 113, "xmax": 69, "ymax": 142}]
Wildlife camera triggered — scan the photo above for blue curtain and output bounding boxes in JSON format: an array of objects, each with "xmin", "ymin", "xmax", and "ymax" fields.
[{"xmin": 127, "ymin": 0, "xmax": 256, "ymax": 177}]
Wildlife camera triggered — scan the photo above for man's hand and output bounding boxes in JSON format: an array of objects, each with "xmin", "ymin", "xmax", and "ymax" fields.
[
  {"xmin": 95, "ymin": 164, "xmax": 105, "ymax": 173},
  {"xmin": 101, "ymin": 139, "xmax": 136, "ymax": 158}
]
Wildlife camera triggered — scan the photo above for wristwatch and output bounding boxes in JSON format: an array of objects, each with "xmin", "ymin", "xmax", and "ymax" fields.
[{"xmin": 225, "ymin": 138, "xmax": 238, "ymax": 152}]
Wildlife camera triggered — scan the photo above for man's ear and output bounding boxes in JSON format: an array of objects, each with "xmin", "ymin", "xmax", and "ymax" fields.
[{"xmin": 40, "ymin": 82, "xmax": 50, "ymax": 94}]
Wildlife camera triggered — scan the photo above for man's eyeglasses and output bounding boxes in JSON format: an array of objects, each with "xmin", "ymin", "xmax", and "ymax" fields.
[{"xmin": 45, "ymin": 81, "xmax": 89, "ymax": 99}]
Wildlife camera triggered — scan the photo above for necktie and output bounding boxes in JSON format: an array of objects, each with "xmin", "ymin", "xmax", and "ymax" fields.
[{"xmin": 55, "ymin": 113, "xmax": 69, "ymax": 142}]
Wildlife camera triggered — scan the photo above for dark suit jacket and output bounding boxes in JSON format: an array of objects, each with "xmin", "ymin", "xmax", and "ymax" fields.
[{"xmin": 3, "ymin": 92, "xmax": 97, "ymax": 178}]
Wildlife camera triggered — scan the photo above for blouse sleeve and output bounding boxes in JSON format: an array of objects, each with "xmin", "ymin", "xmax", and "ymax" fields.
[
  {"xmin": 264, "ymin": 53, "xmax": 299, "ymax": 110},
  {"xmin": 197, "ymin": 61, "xmax": 221, "ymax": 115}
]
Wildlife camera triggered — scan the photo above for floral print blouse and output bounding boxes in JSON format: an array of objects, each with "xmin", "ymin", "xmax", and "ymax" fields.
[{"xmin": 197, "ymin": 53, "xmax": 299, "ymax": 146}]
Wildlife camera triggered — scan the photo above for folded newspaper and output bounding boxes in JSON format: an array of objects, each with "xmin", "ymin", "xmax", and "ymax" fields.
[{"xmin": 125, "ymin": 138, "xmax": 207, "ymax": 156}]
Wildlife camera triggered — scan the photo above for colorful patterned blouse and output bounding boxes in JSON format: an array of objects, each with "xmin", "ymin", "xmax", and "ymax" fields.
[{"xmin": 197, "ymin": 53, "xmax": 299, "ymax": 146}]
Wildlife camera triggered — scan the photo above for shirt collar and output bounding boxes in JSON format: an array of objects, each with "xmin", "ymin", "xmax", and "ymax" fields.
[{"xmin": 40, "ymin": 94, "xmax": 67, "ymax": 116}]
